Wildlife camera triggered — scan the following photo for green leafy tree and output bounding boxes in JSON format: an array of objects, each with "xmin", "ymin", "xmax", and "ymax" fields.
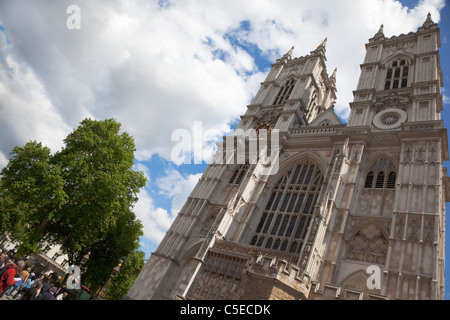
[
  {"xmin": 48, "ymin": 118, "xmax": 146, "ymax": 265},
  {"xmin": 0, "ymin": 118, "xmax": 147, "ymax": 289},
  {"xmin": 105, "ymin": 249, "xmax": 146, "ymax": 300},
  {"xmin": 79, "ymin": 206, "xmax": 144, "ymax": 295},
  {"xmin": 0, "ymin": 141, "xmax": 67, "ymax": 254},
  {"xmin": 0, "ymin": 182, "xmax": 29, "ymax": 242}
]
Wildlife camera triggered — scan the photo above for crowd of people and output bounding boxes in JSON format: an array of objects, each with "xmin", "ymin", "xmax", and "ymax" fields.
[{"xmin": 0, "ymin": 250, "xmax": 69, "ymax": 300}]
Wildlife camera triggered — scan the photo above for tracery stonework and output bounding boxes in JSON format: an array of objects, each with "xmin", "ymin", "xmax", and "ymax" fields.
[
  {"xmin": 126, "ymin": 14, "xmax": 447, "ymax": 301},
  {"xmin": 346, "ymin": 223, "xmax": 389, "ymax": 264}
]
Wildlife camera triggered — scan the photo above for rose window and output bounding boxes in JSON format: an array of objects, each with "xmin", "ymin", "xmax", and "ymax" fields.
[{"xmin": 380, "ymin": 113, "xmax": 399, "ymax": 126}]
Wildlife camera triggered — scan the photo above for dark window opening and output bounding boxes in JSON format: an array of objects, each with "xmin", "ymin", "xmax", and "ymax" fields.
[
  {"xmin": 229, "ymin": 164, "xmax": 249, "ymax": 185},
  {"xmin": 387, "ymin": 69, "xmax": 392, "ymax": 78},
  {"xmin": 256, "ymin": 213, "xmax": 267, "ymax": 233},
  {"xmin": 257, "ymin": 236, "xmax": 265, "ymax": 247},
  {"xmin": 265, "ymin": 238, "xmax": 273, "ymax": 249},
  {"xmin": 273, "ymin": 239, "xmax": 280, "ymax": 250},
  {"xmin": 250, "ymin": 161, "xmax": 322, "ymax": 254},
  {"xmin": 271, "ymin": 214, "xmax": 283, "ymax": 235},
  {"xmin": 365, "ymin": 172, "xmax": 374, "ymax": 188},
  {"xmin": 385, "ymin": 81, "xmax": 391, "ymax": 90},
  {"xmin": 280, "ymin": 240, "xmax": 289, "ymax": 251},
  {"xmin": 393, "ymin": 80, "xmax": 399, "ymax": 89},
  {"xmin": 262, "ymin": 213, "xmax": 274, "ymax": 234},
  {"xmin": 289, "ymin": 241, "xmax": 298, "ymax": 253},
  {"xmin": 265, "ymin": 193, "xmax": 276, "ymax": 210},
  {"xmin": 375, "ymin": 171, "xmax": 385, "ymax": 188},
  {"xmin": 366, "ymin": 158, "xmax": 397, "ymax": 191},
  {"xmin": 387, "ymin": 171, "xmax": 396, "ymax": 189},
  {"xmin": 401, "ymin": 78, "xmax": 408, "ymax": 88},
  {"xmin": 385, "ymin": 60, "xmax": 410, "ymax": 90},
  {"xmin": 402, "ymin": 67, "xmax": 409, "ymax": 77},
  {"xmin": 273, "ymin": 79, "xmax": 297, "ymax": 105},
  {"xmin": 229, "ymin": 170, "xmax": 239, "ymax": 184}
]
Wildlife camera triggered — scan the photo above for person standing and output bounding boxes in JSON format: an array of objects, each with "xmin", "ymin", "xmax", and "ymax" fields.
[
  {"xmin": 0, "ymin": 260, "xmax": 17, "ymax": 297},
  {"xmin": 15, "ymin": 275, "xmax": 35, "ymax": 299},
  {"xmin": 30, "ymin": 274, "xmax": 44, "ymax": 288},
  {"xmin": 0, "ymin": 253, "xmax": 9, "ymax": 268},
  {"xmin": 6, "ymin": 266, "xmax": 30, "ymax": 298},
  {"xmin": 21, "ymin": 281, "xmax": 43, "ymax": 300},
  {"xmin": 38, "ymin": 286, "xmax": 56, "ymax": 300}
]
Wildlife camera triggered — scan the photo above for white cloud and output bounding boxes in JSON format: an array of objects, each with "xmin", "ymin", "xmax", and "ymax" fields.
[
  {"xmin": 132, "ymin": 167, "xmax": 202, "ymax": 243},
  {"xmin": 0, "ymin": 0, "xmax": 444, "ymax": 164},
  {"xmin": 134, "ymin": 162, "xmax": 151, "ymax": 182},
  {"xmin": 134, "ymin": 187, "xmax": 173, "ymax": 243},
  {"xmin": 0, "ymin": 0, "xmax": 446, "ymax": 249},
  {"xmin": 157, "ymin": 168, "xmax": 202, "ymax": 215},
  {"xmin": 0, "ymin": 151, "xmax": 8, "ymax": 169},
  {"xmin": 443, "ymin": 95, "xmax": 450, "ymax": 105},
  {"xmin": 0, "ymin": 32, "xmax": 72, "ymax": 156}
]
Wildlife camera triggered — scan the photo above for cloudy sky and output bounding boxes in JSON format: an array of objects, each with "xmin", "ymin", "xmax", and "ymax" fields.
[{"xmin": 0, "ymin": 0, "xmax": 449, "ymax": 296}]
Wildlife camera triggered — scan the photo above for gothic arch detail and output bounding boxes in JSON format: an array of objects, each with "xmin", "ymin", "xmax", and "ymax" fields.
[
  {"xmin": 339, "ymin": 269, "xmax": 381, "ymax": 298},
  {"xmin": 363, "ymin": 157, "xmax": 397, "ymax": 189},
  {"xmin": 228, "ymin": 164, "xmax": 249, "ymax": 185},
  {"xmin": 250, "ymin": 160, "xmax": 324, "ymax": 254},
  {"xmin": 273, "ymin": 78, "xmax": 297, "ymax": 105},
  {"xmin": 385, "ymin": 60, "xmax": 410, "ymax": 90},
  {"xmin": 359, "ymin": 156, "xmax": 398, "ymax": 216},
  {"xmin": 340, "ymin": 270, "xmax": 369, "ymax": 292},
  {"xmin": 345, "ymin": 222, "xmax": 389, "ymax": 265}
]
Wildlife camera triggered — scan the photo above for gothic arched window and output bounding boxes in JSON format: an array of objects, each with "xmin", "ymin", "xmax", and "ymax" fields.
[
  {"xmin": 364, "ymin": 172, "xmax": 374, "ymax": 188},
  {"xmin": 364, "ymin": 158, "xmax": 397, "ymax": 189},
  {"xmin": 385, "ymin": 59, "xmax": 410, "ymax": 90},
  {"xmin": 305, "ymin": 91, "xmax": 318, "ymax": 120},
  {"xmin": 250, "ymin": 161, "xmax": 323, "ymax": 254},
  {"xmin": 273, "ymin": 78, "xmax": 296, "ymax": 105},
  {"xmin": 387, "ymin": 171, "xmax": 396, "ymax": 189},
  {"xmin": 375, "ymin": 172, "xmax": 385, "ymax": 188},
  {"xmin": 229, "ymin": 164, "xmax": 249, "ymax": 185}
]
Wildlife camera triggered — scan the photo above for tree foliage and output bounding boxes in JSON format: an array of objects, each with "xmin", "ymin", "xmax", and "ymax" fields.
[
  {"xmin": 0, "ymin": 141, "xmax": 67, "ymax": 253},
  {"xmin": 0, "ymin": 118, "xmax": 147, "ymax": 296},
  {"xmin": 105, "ymin": 249, "xmax": 146, "ymax": 300}
]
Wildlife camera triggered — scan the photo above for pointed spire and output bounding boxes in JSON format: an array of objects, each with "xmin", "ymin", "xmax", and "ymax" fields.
[
  {"xmin": 331, "ymin": 67, "xmax": 337, "ymax": 79},
  {"xmin": 311, "ymin": 38, "xmax": 327, "ymax": 56},
  {"xmin": 286, "ymin": 46, "xmax": 295, "ymax": 56},
  {"xmin": 420, "ymin": 12, "xmax": 436, "ymax": 29},
  {"xmin": 318, "ymin": 38, "xmax": 327, "ymax": 49},
  {"xmin": 329, "ymin": 68, "xmax": 337, "ymax": 90},
  {"xmin": 373, "ymin": 24, "xmax": 385, "ymax": 41},
  {"xmin": 276, "ymin": 46, "xmax": 294, "ymax": 63},
  {"xmin": 378, "ymin": 24, "xmax": 384, "ymax": 34}
]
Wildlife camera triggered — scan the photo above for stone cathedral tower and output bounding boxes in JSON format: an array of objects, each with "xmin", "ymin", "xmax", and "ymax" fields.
[{"xmin": 126, "ymin": 14, "xmax": 448, "ymax": 300}]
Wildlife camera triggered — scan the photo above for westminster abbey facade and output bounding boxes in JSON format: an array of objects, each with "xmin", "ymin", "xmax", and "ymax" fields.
[{"xmin": 126, "ymin": 14, "xmax": 448, "ymax": 300}]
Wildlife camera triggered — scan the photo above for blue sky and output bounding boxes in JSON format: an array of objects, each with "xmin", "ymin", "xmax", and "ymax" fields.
[
  {"xmin": 436, "ymin": 1, "xmax": 450, "ymax": 300},
  {"xmin": 0, "ymin": 0, "xmax": 448, "ymax": 298}
]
